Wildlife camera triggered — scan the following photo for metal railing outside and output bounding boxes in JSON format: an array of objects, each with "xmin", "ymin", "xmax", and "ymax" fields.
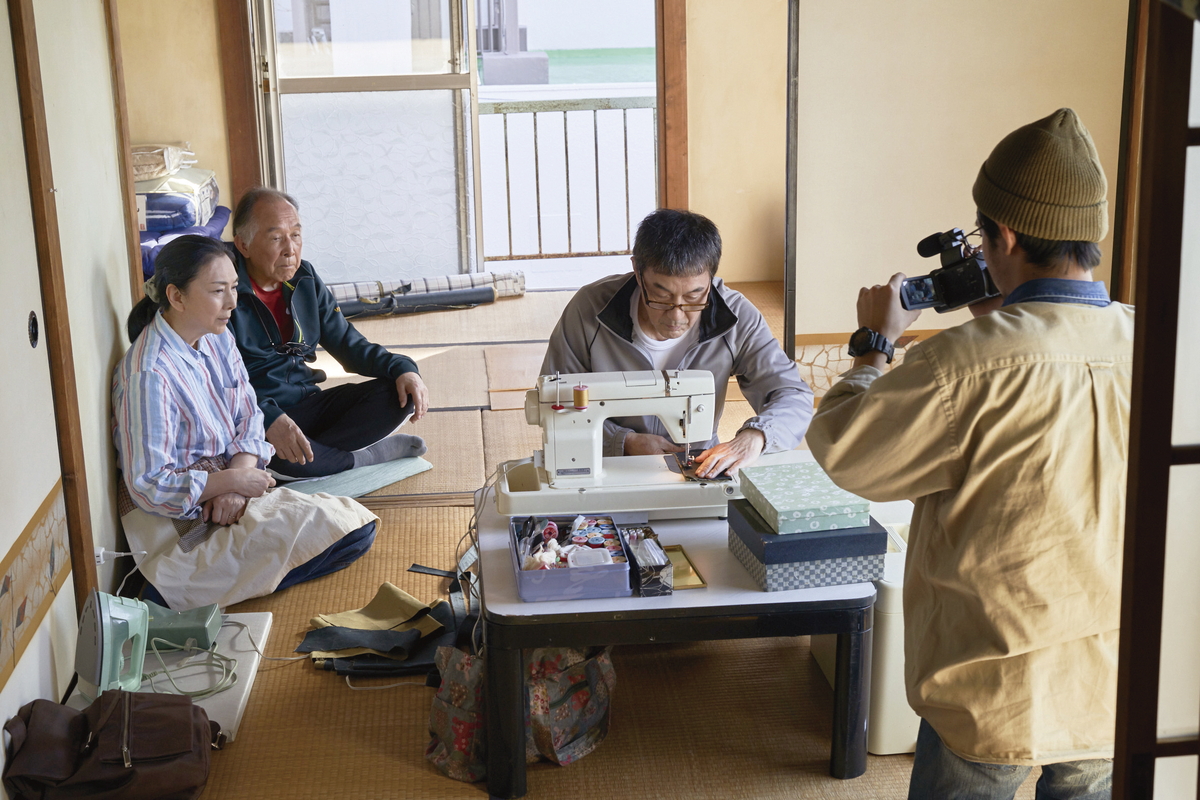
[{"xmin": 478, "ymin": 96, "xmax": 657, "ymax": 261}]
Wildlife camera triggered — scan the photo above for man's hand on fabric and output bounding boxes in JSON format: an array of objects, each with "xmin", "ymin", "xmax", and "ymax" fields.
[
  {"xmin": 695, "ymin": 428, "xmax": 766, "ymax": 478},
  {"xmin": 624, "ymin": 432, "xmax": 686, "ymax": 456},
  {"xmin": 266, "ymin": 413, "xmax": 314, "ymax": 464},
  {"xmin": 202, "ymin": 493, "xmax": 250, "ymax": 526},
  {"xmin": 396, "ymin": 372, "xmax": 429, "ymax": 421}
]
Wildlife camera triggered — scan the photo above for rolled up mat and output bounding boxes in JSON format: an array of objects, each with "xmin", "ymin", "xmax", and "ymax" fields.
[{"xmin": 339, "ymin": 285, "xmax": 496, "ymax": 319}]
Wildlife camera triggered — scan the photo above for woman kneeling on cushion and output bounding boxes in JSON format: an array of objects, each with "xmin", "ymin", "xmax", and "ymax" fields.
[{"xmin": 113, "ymin": 235, "xmax": 377, "ymax": 610}]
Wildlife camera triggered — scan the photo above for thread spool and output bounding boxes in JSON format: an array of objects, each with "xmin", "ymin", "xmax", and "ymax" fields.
[{"xmin": 573, "ymin": 383, "xmax": 589, "ymax": 410}]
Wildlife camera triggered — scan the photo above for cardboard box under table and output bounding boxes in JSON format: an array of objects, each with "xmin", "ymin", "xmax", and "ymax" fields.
[
  {"xmin": 727, "ymin": 499, "xmax": 887, "ymax": 591},
  {"xmin": 738, "ymin": 461, "xmax": 870, "ymax": 533}
]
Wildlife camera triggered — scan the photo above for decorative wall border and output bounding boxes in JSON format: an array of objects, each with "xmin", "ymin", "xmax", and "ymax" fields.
[{"xmin": 0, "ymin": 480, "xmax": 70, "ymax": 691}]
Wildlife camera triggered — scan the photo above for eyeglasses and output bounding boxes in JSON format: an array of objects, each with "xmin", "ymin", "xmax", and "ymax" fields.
[
  {"xmin": 640, "ymin": 284, "xmax": 711, "ymax": 313},
  {"xmin": 274, "ymin": 341, "xmax": 315, "ymax": 358}
]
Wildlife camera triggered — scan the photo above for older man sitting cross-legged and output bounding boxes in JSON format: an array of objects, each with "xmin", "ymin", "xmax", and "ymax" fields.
[{"xmin": 226, "ymin": 187, "xmax": 430, "ymax": 479}]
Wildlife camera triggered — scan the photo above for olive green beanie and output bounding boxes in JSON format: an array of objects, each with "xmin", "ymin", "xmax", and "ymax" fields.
[{"xmin": 972, "ymin": 108, "xmax": 1108, "ymax": 242}]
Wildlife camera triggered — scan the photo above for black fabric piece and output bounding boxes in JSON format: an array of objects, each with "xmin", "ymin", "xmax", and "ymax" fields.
[
  {"xmin": 316, "ymin": 602, "xmax": 461, "ymax": 677},
  {"xmin": 296, "ymin": 626, "xmax": 423, "ymax": 658}
]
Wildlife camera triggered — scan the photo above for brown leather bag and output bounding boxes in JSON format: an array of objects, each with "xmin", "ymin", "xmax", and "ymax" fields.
[{"xmin": 2, "ymin": 690, "xmax": 224, "ymax": 800}]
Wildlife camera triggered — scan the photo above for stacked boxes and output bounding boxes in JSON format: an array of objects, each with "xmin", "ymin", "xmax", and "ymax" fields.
[{"xmin": 731, "ymin": 463, "xmax": 886, "ymax": 591}]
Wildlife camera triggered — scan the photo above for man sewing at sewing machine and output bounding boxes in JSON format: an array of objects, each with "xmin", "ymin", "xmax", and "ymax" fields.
[{"xmin": 541, "ymin": 209, "xmax": 813, "ymax": 478}]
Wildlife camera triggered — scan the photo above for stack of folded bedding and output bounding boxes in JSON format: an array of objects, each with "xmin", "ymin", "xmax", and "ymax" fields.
[
  {"xmin": 139, "ymin": 206, "xmax": 231, "ymax": 279},
  {"xmin": 136, "ymin": 167, "xmax": 220, "ymax": 232},
  {"xmin": 133, "ymin": 140, "xmax": 229, "ymax": 277}
]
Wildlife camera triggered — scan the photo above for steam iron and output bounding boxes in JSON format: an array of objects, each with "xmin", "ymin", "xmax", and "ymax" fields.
[{"xmin": 75, "ymin": 589, "xmax": 149, "ymax": 702}]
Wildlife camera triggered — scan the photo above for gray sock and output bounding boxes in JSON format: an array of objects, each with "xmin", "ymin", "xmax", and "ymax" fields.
[{"xmin": 352, "ymin": 434, "xmax": 427, "ymax": 468}]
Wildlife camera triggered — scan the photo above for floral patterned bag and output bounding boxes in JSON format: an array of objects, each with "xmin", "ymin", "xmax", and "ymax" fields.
[
  {"xmin": 425, "ymin": 645, "xmax": 616, "ymax": 782},
  {"xmin": 525, "ymin": 646, "xmax": 616, "ymax": 766}
]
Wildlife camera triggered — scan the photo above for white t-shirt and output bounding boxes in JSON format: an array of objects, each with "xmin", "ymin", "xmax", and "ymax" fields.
[{"xmin": 630, "ymin": 292, "xmax": 700, "ymax": 370}]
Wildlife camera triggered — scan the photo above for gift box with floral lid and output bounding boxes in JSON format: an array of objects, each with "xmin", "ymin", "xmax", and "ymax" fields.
[{"xmin": 737, "ymin": 462, "xmax": 870, "ymax": 534}]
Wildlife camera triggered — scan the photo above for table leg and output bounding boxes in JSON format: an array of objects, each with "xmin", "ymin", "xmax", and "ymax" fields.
[
  {"xmin": 830, "ymin": 625, "xmax": 872, "ymax": 779},
  {"xmin": 485, "ymin": 644, "xmax": 526, "ymax": 798}
]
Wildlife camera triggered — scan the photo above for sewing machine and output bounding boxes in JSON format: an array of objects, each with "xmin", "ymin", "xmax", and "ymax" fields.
[{"xmin": 494, "ymin": 370, "xmax": 740, "ymax": 519}]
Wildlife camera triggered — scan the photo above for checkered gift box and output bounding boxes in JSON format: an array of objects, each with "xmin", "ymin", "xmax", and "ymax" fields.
[{"xmin": 729, "ymin": 529, "xmax": 885, "ymax": 591}]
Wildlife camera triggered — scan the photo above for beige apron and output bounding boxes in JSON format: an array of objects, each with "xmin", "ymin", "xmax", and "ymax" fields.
[{"xmin": 120, "ymin": 486, "xmax": 377, "ymax": 611}]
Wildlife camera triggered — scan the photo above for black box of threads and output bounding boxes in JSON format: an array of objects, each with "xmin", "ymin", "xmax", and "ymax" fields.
[
  {"xmin": 621, "ymin": 525, "xmax": 674, "ymax": 597},
  {"xmin": 509, "ymin": 515, "xmax": 634, "ymax": 602}
]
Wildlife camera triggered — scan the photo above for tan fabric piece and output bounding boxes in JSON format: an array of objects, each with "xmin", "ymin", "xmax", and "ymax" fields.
[
  {"xmin": 310, "ymin": 581, "xmax": 435, "ymax": 631},
  {"xmin": 808, "ymin": 302, "xmax": 1133, "ymax": 765}
]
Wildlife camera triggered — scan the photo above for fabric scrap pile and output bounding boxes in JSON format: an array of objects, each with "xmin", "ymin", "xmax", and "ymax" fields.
[{"xmin": 296, "ymin": 583, "xmax": 459, "ymax": 679}]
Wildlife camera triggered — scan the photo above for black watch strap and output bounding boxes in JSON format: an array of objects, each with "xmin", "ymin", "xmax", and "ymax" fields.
[{"xmin": 848, "ymin": 327, "xmax": 895, "ymax": 363}]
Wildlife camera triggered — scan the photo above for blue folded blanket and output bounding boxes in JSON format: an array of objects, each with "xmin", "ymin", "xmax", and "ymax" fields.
[{"xmin": 140, "ymin": 205, "xmax": 231, "ymax": 278}]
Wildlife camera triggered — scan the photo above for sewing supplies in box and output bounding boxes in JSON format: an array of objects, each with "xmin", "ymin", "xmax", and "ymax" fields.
[
  {"xmin": 510, "ymin": 515, "xmax": 634, "ymax": 602},
  {"xmin": 517, "ymin": 515, "xmax": 629, "ymax": 571},
  {"xmin": 622, "ymin": 526, "xmax": 674, "ymax": 596}
]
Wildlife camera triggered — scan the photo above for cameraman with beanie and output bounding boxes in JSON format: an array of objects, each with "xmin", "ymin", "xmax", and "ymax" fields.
[{"xmin": 808, "ymin": 109, "xmax": 1132, "ymax": 799}]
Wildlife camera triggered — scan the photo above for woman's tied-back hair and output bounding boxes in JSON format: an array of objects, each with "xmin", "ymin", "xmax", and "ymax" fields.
[
  {"xmin": 631, "ymin": 209, "xmax": 722, "ymax": 277},
  {"xmin": 127, "ymin": 235, "xmax": 233, "ymax": 341}
]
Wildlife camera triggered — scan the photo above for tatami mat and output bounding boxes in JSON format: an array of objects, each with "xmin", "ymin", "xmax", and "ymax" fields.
[
  {"xmin": 366, "ymin": 410, "xmax": 484, "ymax": 498},
  {"xmin": 208, "ymin": 505, "xmax": 1041, "ymax": 800},
  {"xmin": 210, "ymin": 507, "xmax": 474, "ymax": 800},
  {"xmin": 482, "ymin": 409, "xmax": 544, "ymax": 480},
  {"xmin": 311, "ymin": 345, "xmax": 489, "ymax": 410},
  {"xmin": 350, "ymin": 292, "xmax": 574, "ymax": 348}
]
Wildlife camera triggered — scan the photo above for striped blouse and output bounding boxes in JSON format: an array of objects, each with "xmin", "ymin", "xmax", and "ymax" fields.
[{"xmin": 112, "ymin": 312, "xmax": 275, "ymax": 519}]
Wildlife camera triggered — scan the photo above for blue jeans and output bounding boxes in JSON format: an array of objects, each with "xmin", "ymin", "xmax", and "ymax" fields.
[
  {"xmin": 143, "ymin": 520, "xmax": 377, "ymax": 608},
  {"xmin": 908, "ymin": 719, "xmax": 1112, "ymax": 800}
]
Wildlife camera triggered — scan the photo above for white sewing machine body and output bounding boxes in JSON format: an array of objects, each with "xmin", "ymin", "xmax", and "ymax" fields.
[{"xmin": 494, "ymin": 370, "xmax": 740, "ymax": 519}]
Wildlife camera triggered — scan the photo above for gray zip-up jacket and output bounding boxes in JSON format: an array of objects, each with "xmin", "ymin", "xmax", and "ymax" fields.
[{"xmin": 540, "ymin": 273, "xmax": 813, "ymax": 457}]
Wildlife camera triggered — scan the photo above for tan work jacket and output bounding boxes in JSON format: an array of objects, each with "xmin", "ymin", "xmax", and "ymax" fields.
[{"xmin": 808, "ymin": 301, "xmax": 1134, "ymax": 765}]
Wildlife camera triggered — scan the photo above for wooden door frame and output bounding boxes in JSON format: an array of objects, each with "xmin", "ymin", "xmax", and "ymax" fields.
[
  {"xmin": 102, "ymin": 0, "xmax": 144, "ymax": 305},
  {"xmin": 1110, "ymin": 0, "xmax": 1152, "ymax": 305},
  {"xmin": 1112, "ymin": 1, "xmax": 1198, "ymax": 796},
  {"xmin": 7, "ymin": 0, "xmax": 98, "ymax": 615},
  {"xmin": 656, "ymin": 0, "xmax": 688, "ymax": 210},
  {"xmin": 217, "ymin": 0, "xmax": 265, "ymax": 203}
]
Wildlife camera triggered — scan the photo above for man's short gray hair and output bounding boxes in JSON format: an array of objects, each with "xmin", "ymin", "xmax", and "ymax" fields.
[{"xmin": 232, "ymin": 187, "xmax": 300, "ymax": 245}]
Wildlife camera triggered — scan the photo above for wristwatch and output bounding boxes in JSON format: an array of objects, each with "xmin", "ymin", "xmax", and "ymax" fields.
[{"xmin": 847, "ymin": 327, "xmax": 895, "ymax": 363}]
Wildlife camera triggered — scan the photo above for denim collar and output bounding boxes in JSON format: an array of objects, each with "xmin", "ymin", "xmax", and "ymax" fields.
[{"xmin": 1001, "ymin": 278, "xmax": 1111, "ymax": 308}]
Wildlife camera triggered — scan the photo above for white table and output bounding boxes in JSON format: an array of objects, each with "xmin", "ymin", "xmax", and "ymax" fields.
[{"xmin": 476, "ymin": 450, "xmax": 914, "ymax": 798}]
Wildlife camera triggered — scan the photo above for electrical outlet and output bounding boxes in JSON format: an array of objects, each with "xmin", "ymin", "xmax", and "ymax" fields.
[{"xmin": 94, "ymin": 546, "xmax": 106, "ymax": 565}]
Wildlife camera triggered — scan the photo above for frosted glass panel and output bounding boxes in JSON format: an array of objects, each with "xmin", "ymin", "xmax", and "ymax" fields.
[
  {"xmin": 1154, "ymin": 755, "xmax": 1197, "ymax": 799},
  {"xmin": 1177, "ymin": 148, "xmax": 1200, "ymax": 446},
  {"xmin": 1158, "ymin": 465, "xmax": 1200, "ymax": 739},
  {"xmin": 281, "ymin": 90, "xmax": 464, "ymax": 283},
  {"xmin": 274, "ymin": 0, "xmax": 453, "ymax": 78}
]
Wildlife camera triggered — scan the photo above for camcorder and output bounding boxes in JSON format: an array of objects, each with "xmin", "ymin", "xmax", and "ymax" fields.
[{"xmin": 900, "ymin": 228, "xmax": 1000, "ymax": 313}]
